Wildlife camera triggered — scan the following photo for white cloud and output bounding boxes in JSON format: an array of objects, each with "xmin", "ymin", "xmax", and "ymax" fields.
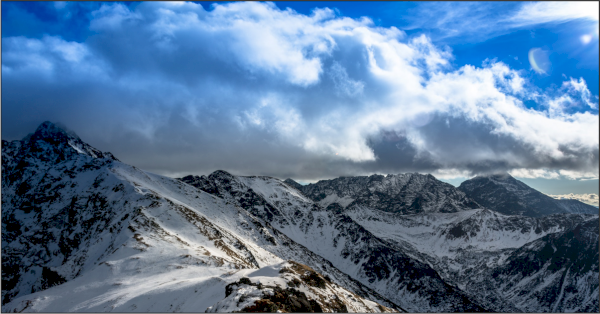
[
  {"xmin": 48, "ymin": 37, "xmax": 88, "ymax": 63},
  {"xmin": 561, "ymin": 77, "xmax": 598, "ymax": 109},
  {"xmin": 1, "ymin": 35, "xmax": 104, "ymax": 78},
  {"xmin": 430, "ymin": 168, "xmax": 474, "ymax": 180},
  {"xmin": 409, "ymin": 34, "xmax": 452, "ymax": 73},
  {"xmin": 2, "ymin": 1, "xmax": 598, "ymax": 180},
  {"xmin": 509, "ymin": 2, "xmax": 599, "ymax": 27},
  {"xmin": 401, "ymin": 2, "xmax": 599, "ymax": 44},
  {"xmin": 559, "ymin": 169, "xmax": 599, "ymax": 181},
  {"xmin": 509, "ymin": 168, "xmax": 561, "ymax": 180},
  {"xmin": 2, "ymin": 37, "xmax": 55, "ymax": 73},
  {"xmin": 509, "ymin": 168, "xmax": 599, "ymax": 181},
  {"xmin": 90, "ymin": 3, "xmax": 142, "ymax": 31},
  {"xmin": 329, "ymin": 62, "xmax": 365, "ymax": 97},
  {"xmin": 547, "ymin": 193, "xmax": 599, "ymax": 207}
]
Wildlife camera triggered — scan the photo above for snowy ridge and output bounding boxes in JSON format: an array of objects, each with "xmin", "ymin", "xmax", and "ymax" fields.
[
  {"xmin": 2, "ymin": 122, "xmax": 397, "ymax": 312},
  {"xmin": 206, "ymin": 262, "xmax": 396, "ymax": 313},
  {"xmin": 183, "ymin": 173, "xmax": 487, "ymax": 312}
]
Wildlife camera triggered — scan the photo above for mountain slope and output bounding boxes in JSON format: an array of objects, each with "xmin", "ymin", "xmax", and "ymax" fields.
[
  {"xmin": 341, "ymin": 205, "xmax": 598, "ymax": 311},
  {"xmin": 182, "ymin": 173, "xmax": 487, "ymax": 312},
  {"xmin": 458, "ymin": 173, "xmax": 598, "ymax": 217},
  {"xmin": 487, "ymin": 217, "xmax": 599, "ymax": 312},
  {"xmin": 1, "ymin": 122, "xmax": 397, "ymax": 313}
]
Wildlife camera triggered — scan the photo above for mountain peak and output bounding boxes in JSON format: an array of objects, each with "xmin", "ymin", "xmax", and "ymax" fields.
[
  {"xmin": 210, "ymin": 170, "xmax": 235, "ymax": 179},
  {"xmin": 283, "ymin": 178, "xmax": 303, "ymax": 191},
  {"xmin": 7, "ymin": 121, "xmax": 119, "ymax": 164},
  {"xmin": 29, "ymin": 121, "xmax": 80, "ymax": 142}
]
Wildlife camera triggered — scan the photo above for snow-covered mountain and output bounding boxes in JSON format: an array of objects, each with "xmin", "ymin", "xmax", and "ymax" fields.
[
  {"xmin": 458, "ymin": 173, "xmax": 598, "ymax": 217},
  {"xmin": 285, "ymin": 174, "xmax": 480, "ymax": 214},
  {"xmin": 342, "ymin": 205, "xmax": 597, "ymax": 312},
  {"xmin": 486, "ymin": 217, "xmax": 599, "ymax": 312},
  {"xmin": 283, "ymin": 172, "xmax": 598, "ymax": 312},
  {"xmin": 180, "ymin": 173, "xmax": 486, "ymax": 312},
  {"xmin": 2, "ymin": 121, "xmax": 598, "ymax": 312},
  {"xmin": 1, "ymin": 122, "xmax": 397, "ymax": 312}
]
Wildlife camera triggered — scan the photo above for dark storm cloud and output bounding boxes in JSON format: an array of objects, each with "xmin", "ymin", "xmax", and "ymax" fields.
[{"xmin": 2, "ymin": 2, "xmax": 598, "ymax": 181}]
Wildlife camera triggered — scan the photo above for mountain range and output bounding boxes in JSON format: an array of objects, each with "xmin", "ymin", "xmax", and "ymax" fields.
[{"xmin": 2, "ymin": 122, "xmax": 598, "ymax": 312}]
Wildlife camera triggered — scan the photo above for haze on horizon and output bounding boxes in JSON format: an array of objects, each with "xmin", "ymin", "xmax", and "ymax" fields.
[{"xmin": 1, "ymin": 1, "xmax": 599, "ymax": 195}]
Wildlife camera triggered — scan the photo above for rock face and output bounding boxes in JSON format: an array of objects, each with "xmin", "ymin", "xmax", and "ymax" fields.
[
  {"xmin": 2, "ymin": 121, "xmax": 598, "ymax": 313},
  {"xmin": 2, "ymin": 122, "xmax": 122, "ymax": 305},
  {"xmin": 458, "ymin": 173, "xmax": 599, "ymax": 217},
  {"xmin": 289, "ymin": 174, "xmax": 481, "ymax": 214},
  {"xmin": 1, "ymin": 122, "xmax": 396, "ymax": 313},
  {"xmin": 344, "ymin": 206, "xmax": 598, "ymax": 312},
  {"xmin": 487, "ymin": 217, "xmax": 599, "ymax": 312},
  {"xmin": 207, "ymin": 262, "xmax": 397, "ymax": 313}
]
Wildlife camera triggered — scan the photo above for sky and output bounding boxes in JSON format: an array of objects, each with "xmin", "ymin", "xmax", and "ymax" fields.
[{"xmin": 2, "ymin": 1, "xmax": 599, "ymax": 194}]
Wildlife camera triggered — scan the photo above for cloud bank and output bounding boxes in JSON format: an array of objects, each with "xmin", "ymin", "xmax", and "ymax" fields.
[
  {"xmin": 547, "ymin": 193, "xmax": 599, "ymax": 207},
  {"xmin": 2, "ymin": 2, "xmax": 598, "ymax": 181}
]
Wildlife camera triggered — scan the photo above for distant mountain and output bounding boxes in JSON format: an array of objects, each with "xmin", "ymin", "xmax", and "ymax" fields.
[
  {"xmin": 458, "ymin": 173, "xmax": 598, "ymax": 217},
  {"xmin": 288, "ymin": 174, "xmax": 481, "ymax": 214}
]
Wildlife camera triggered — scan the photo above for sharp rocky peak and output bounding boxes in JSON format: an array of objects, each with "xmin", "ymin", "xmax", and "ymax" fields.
[
  {"xmin": 28, "ymin": 121, "xmax": 81, "ymax": 142},
  {"xmin": 4, "ymin": 121, "xmax": 118, "ymax": 167},
  {"xmin": 209, "ymin": 169, "xmax": 236, "ymax": 180}
]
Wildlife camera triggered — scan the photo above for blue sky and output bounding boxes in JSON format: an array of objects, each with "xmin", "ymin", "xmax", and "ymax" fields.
[{"xmin": 2, "ymin": 1, "xmax": 598, "ymax": 194}]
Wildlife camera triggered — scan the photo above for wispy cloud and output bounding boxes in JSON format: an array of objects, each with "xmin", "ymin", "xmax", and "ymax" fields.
[
  {"xmin": 1, "ymin": 2, "xmax": 598, "ymax": 180},
  {"xmin": 398, "ymin": 1, "xmax": 599, "ymax": 43},
  {"xmin": 509, "ymin": 1, "xmax": 599, "ymax": 27}
]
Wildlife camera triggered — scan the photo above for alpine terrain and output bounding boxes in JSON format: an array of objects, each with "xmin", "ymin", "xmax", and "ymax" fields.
[
  {"xmin": 1, "ymin": 122, "xmax": 397, "ymax": 313},
  {"xmin": 2, "ymin": 122, "xmax": 598, "ymax": 312}
]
